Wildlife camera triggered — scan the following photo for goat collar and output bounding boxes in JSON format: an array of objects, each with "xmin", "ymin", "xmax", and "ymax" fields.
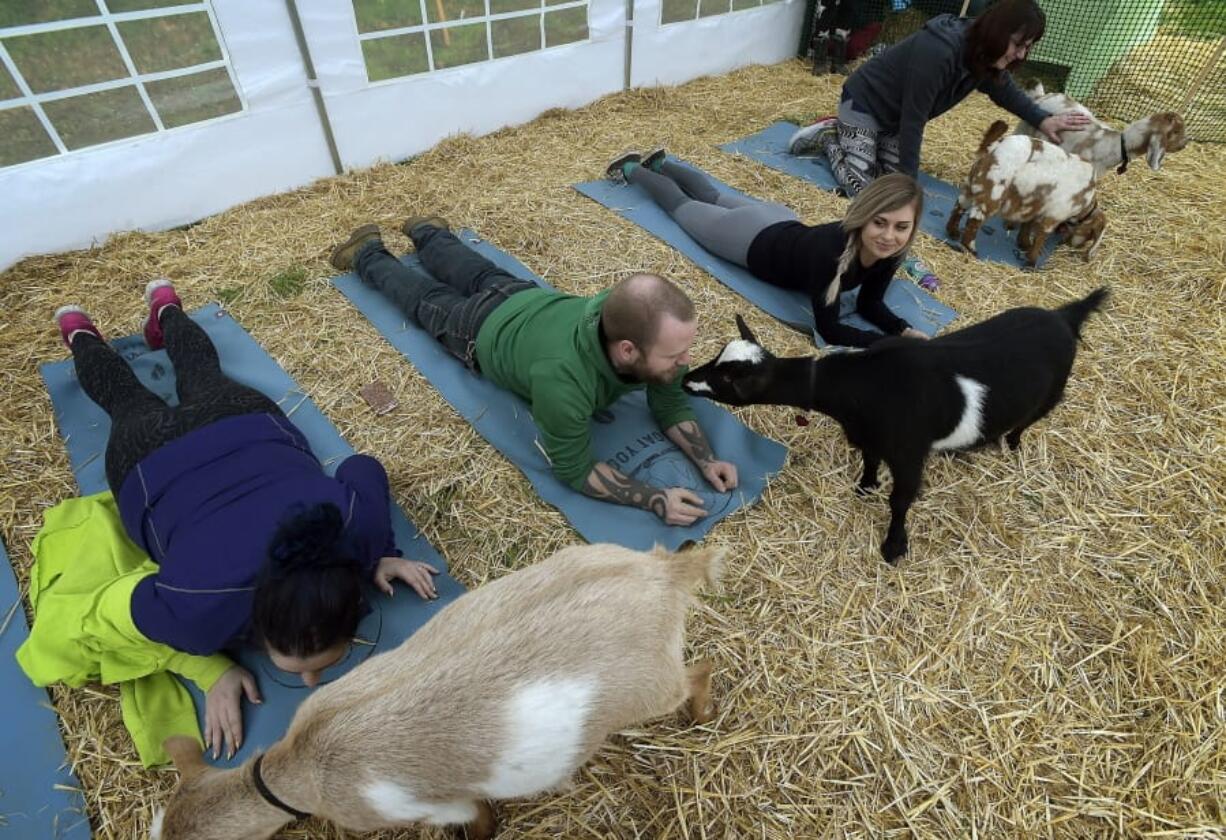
[
  {"xmin": 252, "ymin": 753, "xmax": 311, "ymax": 821},
  {"xmin": 1066, "ymin": 200, "xmax": 1098, "ymax": 228},
  {"xmin": 1117, "ymin": 134, "xmax": 1129, "ymax": 174}
]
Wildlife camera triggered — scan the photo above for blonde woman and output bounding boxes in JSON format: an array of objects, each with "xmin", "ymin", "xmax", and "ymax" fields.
[{"xmin": 606, "ymin": 151, "xmax": 929, "ymax": 348}]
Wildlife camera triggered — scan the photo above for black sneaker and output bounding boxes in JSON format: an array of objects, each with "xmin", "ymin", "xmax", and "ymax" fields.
[
  {"xmin": 605, "ymin": 150, "xmax": 642, "ymax": 183},
  {"xmin": 641, "ymin": 147, "xmax": 667, "ymax": 172}
]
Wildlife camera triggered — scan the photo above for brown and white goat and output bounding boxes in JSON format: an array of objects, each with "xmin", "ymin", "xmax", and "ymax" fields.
[
  {"xmin": 946, "ymin": 120, "xmax": 1106, "ymax": 267},
  {"xmin": 1014, "ymin": 83, "xmax": 1187, "ymax": 177},
  {"xmin": 151, "ymin": 542, "xmax": 725, "ymax": 840}
]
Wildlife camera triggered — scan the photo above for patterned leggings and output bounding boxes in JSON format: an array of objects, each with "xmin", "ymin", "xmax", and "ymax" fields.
[
  {"xmin": 71, "ymin": 305, "xmax": 282, "ymax": 491},
  {"xmin": 821, "ymin": 97, "xmax": 902, "ymax": 197}
]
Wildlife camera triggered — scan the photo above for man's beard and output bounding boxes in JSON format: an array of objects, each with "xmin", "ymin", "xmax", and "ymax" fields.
[{"xmin": 629, "ymin": 359, "xmax": 677, "ymax": 386}]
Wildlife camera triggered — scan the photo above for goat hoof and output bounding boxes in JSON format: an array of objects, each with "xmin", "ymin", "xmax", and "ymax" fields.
[
  {"xmin": 457, "ymin": 802, "xmax": 498, "ymax": 840},
  {"xmin": 880, "ymin": 540, "xmax": 907, "ymax": 565},
  {"xmin": 691, "ymin": 697, "xmax": 719, "ymax": 726}
]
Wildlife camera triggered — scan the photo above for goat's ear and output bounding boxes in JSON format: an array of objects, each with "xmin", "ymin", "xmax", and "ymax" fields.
[
  {"xmin": 734, "ymin": 314, "xmax": 758, "ymax": 344},
  {"xmin": 163, "ymin": 736, "xmax": 209, "ymax": 782},
  {"xmin": 1146, "ymin": 131, "xmax": 1166, "ymax": 170}
]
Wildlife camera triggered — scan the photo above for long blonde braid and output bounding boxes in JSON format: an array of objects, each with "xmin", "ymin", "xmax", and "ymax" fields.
[{"xmin": 825, "ymin": 231, "xmax": 861, "ymax": 306}]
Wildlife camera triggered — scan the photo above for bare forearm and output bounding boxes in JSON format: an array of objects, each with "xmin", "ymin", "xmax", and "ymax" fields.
[
  {"xmin": 666, "ymin": 420, "xmax": 714, "ymax": 470},
  {"xmin": 582, "ymin": 462, "xmax": 666, "ymax": 517}
]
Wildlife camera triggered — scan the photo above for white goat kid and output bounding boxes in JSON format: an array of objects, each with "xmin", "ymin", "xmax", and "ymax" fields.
[
  {"xmin": 151, "ymin": 542, "xmax": 724, "ymax": 840},
  {"xmin": 1014, "ymin": 83, "xmax": 1187, "ymax": 177},
  {"xmin": 946, "ymin": 121, "xmax": 1105, "ymax": 266}
]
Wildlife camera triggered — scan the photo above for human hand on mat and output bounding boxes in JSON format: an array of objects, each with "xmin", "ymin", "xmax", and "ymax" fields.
[
  {"xmin": 1039, "ymin": 110, "xmax": 1092, "ymax": 143},
  {"xmin": 661, "ymin": 488, "xmax": 708, "ymax": 525},
  {"xmin": 701, "ymin": 460, "xmax": 739, "ymax": 493},
  {"xmin": 205, "ymin": 664, "xmax": 261, "ymax": 760},
  {"xmin": 901, "ymin": 328, "xmax": 929, "ymax": 340},
  {"xmin": 375, "ymin": 556, "xmax": 440, "ymax": 600}
]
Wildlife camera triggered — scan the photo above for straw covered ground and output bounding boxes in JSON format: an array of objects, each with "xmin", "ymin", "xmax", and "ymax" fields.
[{"xmin": 2, "ymin": 60, "xmax": 1224, "ymax": 839}]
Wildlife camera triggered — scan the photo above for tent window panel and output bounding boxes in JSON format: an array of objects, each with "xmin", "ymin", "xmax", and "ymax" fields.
[
  {"xmin": 361, "ymin": 30, "xmax": 430, "ymax": 80},
  {"xmin": 0, "ymin": 62, "xmax": 21, "ymax": 101},
  {"xmin": 42, "ymin": 84, "xmax": 156, "ymax": 149},
  {"xmin": 491, "ymin": 0, "xmax": 539, "ymax": 13},
  {"xmin": 731, "ymin": 0, "xmax": 760, "ymax": 9},
  {"xmin": 3, "ymin": 26, "xmax": 128, "ymax": 94},
  {"xmin": 428, "ymin": 0, "xmax": 486, "ymax": 26},
  {"xmin": 0, "ymin": 105, "xmax": 58, "ymax": 166},
  {"xmin": 354, "ymin": 0, "xmax": 423, "ymax": 33},
  {"xmin": 429, "ymin": 22, "xmax": 489, "ymax": 69},
  {"xmin": 544, "ymin": 6, "xmax": 587, "ymax": 47},
  {"xmin": 107, "ymin": 0, "xmax": 204, "ymax": 12},
  {"xmin": 146, "ymin": 66, "xmax": 240, "ymax": 128},
  {"xmin": 698, "ymin": 0, "xmax": 731, "ymax": 18},
  {"xmin": 0, "ymin": 0, "xmax": 98, "ymax": 29},
  {"xmin": 492, "ymin": 15, "xmax": 542, "ymax": 58},
  {"xmin": 117, "ymin": 12, "xmax": 222, "ymax": 74},
  {"xmin": 661, "ymin": 0, "xmax": 697, "ymax": 24}
]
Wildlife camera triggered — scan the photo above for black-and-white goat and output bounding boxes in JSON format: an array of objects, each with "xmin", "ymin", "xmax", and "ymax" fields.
[{"xmin": 683, "ymin": 289, "xmax": 1109, "ymax": 564}]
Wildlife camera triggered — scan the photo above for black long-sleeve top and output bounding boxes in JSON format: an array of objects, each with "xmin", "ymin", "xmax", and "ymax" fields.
[{"xmin": 746, "ymin": 220, "xmax": 909, "ymax": 348}]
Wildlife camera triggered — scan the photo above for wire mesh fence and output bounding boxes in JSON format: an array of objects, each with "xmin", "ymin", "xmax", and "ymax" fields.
[{"xmin": 797, "ymin": 0, "xmax": 1226, "ymax": 142}]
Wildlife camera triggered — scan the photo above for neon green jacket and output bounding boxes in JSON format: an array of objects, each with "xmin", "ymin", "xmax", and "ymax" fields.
[{"xmin": 15, "ymin": 492, "xmax": 232, "ymax": 767}]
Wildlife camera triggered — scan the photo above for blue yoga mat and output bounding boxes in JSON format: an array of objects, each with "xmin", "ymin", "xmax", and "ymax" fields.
[
  {"xmin": 573, "ymin": 169, "xmax": 957, "ymax": 345},
  {"xmin": 40, "ymin": 305, "xmax": 460, "ymax": 769},
  {"xmin": 0, "ymin": 539, "xmax": 92, "ymax": 839},
  {"xmin": 333, "ymin": 232, "xmax": 788, "ymax": 550},
  {"xmin": 719, "ymin": 121, "xmax": 1059, "ymax": 268}
]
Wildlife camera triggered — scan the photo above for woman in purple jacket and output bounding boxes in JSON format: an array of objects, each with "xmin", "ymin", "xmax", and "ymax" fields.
[{"xmin": 53, "ymin": 280, "xmax": 439, "ymax": 758}]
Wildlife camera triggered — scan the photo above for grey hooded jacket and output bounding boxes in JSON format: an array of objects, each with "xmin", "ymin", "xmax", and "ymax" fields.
[{"xmin": 842, "ymin": 13, "xmax": 1050, "ymax": 176}]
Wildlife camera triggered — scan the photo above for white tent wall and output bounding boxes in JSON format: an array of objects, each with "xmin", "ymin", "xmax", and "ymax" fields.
[
  {"xmin": 630, "ymin": 0, "xmax": 804, "ymax": 88},
  {"xmin": 0, "ymin": 0, "xmax": 804, "ymax": 272},
  {"xmin": 299, "ymin": 0, "xmax": 628, "ymax": 171},
  {"xmin": 0, "ymin": 1, "xmax": 337, "ymax": 272}
]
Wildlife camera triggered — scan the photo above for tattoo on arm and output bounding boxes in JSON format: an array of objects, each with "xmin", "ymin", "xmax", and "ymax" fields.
[
  {"xmin": 583, "ymin": 463, "xmax": 667, "ymax": 518},
  {"xmin": 668, "ymin": 420, "xmax": 715, "ymax": 468}
]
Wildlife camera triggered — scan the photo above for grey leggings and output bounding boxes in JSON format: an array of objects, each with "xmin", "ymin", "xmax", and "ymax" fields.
[{"xmin": 627, "ymin": 162, "xmax": 797, "ymax": 266}]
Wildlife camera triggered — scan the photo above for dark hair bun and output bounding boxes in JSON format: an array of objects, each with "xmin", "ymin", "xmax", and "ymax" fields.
[{"xmin": 267, "ymin": 502, "xmax": 350, "ymax": 573}]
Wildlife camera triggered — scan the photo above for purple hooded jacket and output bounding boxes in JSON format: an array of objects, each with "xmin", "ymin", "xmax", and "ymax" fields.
[{"xmin": 119, "ymin": 411, "xmax": 398, "ymax": 655}]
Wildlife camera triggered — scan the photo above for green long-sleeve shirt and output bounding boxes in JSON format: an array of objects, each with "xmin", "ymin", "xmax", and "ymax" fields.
[{"xmin": 475, "ymin": 288, "xmax": 696, "ymax": 489}]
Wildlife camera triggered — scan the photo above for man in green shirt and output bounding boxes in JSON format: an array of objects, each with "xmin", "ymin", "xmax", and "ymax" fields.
[{"xmin": 331, "ymin": 218, "xmax": 738, "ymax": 525}]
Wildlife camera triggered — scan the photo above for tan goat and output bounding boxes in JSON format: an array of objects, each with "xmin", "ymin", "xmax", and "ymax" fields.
[
  {"xmin": 1014, "ymin": 83, "xmax": 1187, "ymax": 178},
  {"xmin": 151, "ymin": 542, "xmax": 724, "ymax": 840},
  {"xmin": 946, "ymin": 120, "xmax": 1105, "ymax": 267}
]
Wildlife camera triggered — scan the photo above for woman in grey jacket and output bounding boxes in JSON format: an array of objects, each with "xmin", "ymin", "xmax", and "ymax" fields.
[{"xmin": 791, "ymin": 0, "xmax": 1089, "ymax": 196}]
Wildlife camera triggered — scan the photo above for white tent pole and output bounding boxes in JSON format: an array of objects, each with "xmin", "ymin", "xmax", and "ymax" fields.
[
  {"xmin": 624, "ymin": 0, "xmax": 635, "ymax": 89},
  {"xmin": 284, "ymin": 0, "xmax": 344, "ymax": 174}
]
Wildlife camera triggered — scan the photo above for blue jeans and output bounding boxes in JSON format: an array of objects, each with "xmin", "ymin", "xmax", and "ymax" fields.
[{"xmin": 353, "ymin": 225, "xmax": 536, "ymax": 370}]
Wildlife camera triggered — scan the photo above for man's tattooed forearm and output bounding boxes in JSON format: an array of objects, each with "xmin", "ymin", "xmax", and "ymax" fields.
[
  {"xmin": 672, "ymin": 421, "xmax": 715, "ymax": 467},
  {"xmin": 584, "ymin": 464, "xmax": 666, "ymax": 517}
]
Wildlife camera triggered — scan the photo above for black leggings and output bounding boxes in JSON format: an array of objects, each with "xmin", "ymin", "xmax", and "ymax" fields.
[{"xmin": 71, "ymin": 306, "xmax": 282, "ymax": 491}]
